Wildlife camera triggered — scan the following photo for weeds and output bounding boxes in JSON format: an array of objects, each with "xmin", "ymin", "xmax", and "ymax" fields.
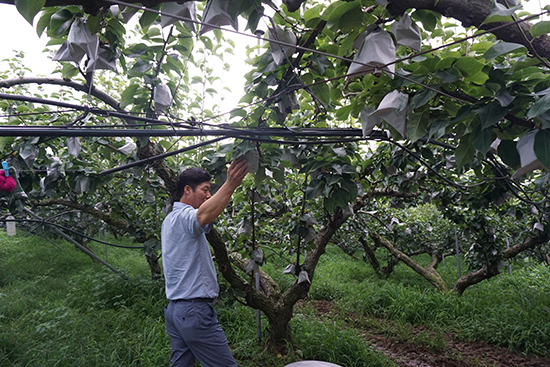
[
  {"xmin": 1, "ymin": 232, "xmax": 549, "ymax": 366},
  {"xmin": 0, "ymin": 232, "xmax": 395, "ymax": 367},
  {"xmin": 311, "ymin": 247, "xmax": 550, "ymax": 357}
]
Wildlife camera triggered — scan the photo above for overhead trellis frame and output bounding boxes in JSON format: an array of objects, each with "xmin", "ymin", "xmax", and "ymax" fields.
[{"xmin": 0, "ymin": 92, "xmax": 385, "ymax": 139}]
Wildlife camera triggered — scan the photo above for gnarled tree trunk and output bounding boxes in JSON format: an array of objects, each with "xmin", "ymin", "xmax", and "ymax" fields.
[
  {"xmin": 452, "ymin": 233, "xmax": 550, "ymax": 294},
  {"xmin": 369, "ymin": 231, "xmax": 449, "ymax": 292}
]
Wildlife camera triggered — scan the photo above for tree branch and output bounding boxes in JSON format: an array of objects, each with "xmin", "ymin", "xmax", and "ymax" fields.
[
  {"xmin": 30, "ymin": 198, "xmax": 132, "ymax": 230},
  {"xmin": 452, "ymin": 233, "xmax": 550, "ymax": 294},
  {"xmin": 386, "ymin": 0, "xmax": 550, "ymax": 60},
  {"xmin": 369, "ymin": 231, "xmax": 449, "ymax": 292},
  {"xmin": 0, "ymin": 77, "xmax": 124, "ymax": 112}
]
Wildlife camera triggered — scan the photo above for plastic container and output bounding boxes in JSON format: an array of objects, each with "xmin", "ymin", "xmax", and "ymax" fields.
[{"xmin": 6, "ymin": 215, "xmax": 16, "ymax": 236}]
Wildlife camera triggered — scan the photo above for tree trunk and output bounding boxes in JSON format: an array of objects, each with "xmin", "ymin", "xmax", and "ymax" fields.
[
  {"xmin": 452, "ymin": 262, "xmax": 500, "ymax": 295},
  {"xmin": 359, "ymin": 236, "xmax": 381, "ymax": 275},
  {"xmin": 265, "ymin": 303, "xmax": 294, "ymax": 352},
  {"xmin": 145, "ymin": 250, "xmax": 162, "ymax": 280},
  {"xmin": 452, "ymin": 234, "xmax": 550, "ymax": 294},
  {"xmin": 369, "ymin": 232, "xmax": 449, "ymax": 292}
]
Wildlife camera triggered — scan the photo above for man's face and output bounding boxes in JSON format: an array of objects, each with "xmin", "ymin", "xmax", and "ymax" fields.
[{"xmin": 183, "ymin": 181, "xmax": 211, "ymax": 208}]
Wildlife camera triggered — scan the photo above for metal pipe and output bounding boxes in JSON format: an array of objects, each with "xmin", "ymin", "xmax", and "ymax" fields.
[{"xmin": 100, "ymin": 136, "xmax": 228, "ymax": 175}]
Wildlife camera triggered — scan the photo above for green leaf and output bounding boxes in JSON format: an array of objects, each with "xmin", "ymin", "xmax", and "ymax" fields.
[
  {"xmin": 36, "ymin": 9, "xmax": 54, "ymax": 37},
  {"xmin": 139, "ymin": 9, "xmax": 158, "ymax": 29},
  {"xmin": 15, "ymin": 0, "xmax": 46, "ymax": 25},
  {"xmin": 475, "ymin": 101, "xmax": 507, "ymax": 129},
  {"xmin": 407, "ymin": 109, "xmax": 429, "ymax": 142},
  {"xmin": 335, "ymin": 104, "xmax": 353, "ymax": 121},
  {"xmin": 527, "ymin": 92, "xmax": 550, "ymax": 119},
  {"xmin": 310, "ymin": 83, "xmax": 331, "ymax": 105},
  {"xmin": 482, "ymin": 1, "xmax": 522, "ymax": 24},
  {"xmin": 246, "ymin": 7, "xmax": 262, "ymax": 33},
  {"xmin": 455, "ymin": 135, "xmax": 475, "ymax": 169},
  {"xmin": 108, "ymin": 17, "xmax": 127, "ymax": 37},
  {"xmin": 325, "ymin": 1, "xmax": 360, "ymax": 31},
  {"xmin": 530, "ymin": 21, "xmax": 550, "ymax": 39},
  {"xmin": 411, "ymin": 9, "xmax": 440, "ymax": 32},
  {"xmin": 472, "ymin": 127, "xmax": 492, "ymax": 155},
  {"xmin": 429, "ymin": 119, "xmax": 448, "ymax": 139},
  {"xmin": 87, "ymin": 15, "xmax": 102, "ymax": 34},
  {"xmin": 483, "ymin": 42, "xmax": 526, "ymax": 60},
  {"xmin": 305, "ymin": 179, "xmax": 323, "ymax": 200},
  {"xmin": 435, "ymin": 57, "xmax": 455, "ymax": 71},
  {"xmin": 339, "ymin": 7, "xmax": 363, "ymax": 33},
  {"xmin": 434, "ymin": 68, "xmax": 461, "ymax": 83},
  {"xmin": 338, "ymin": 29, "xmax": 359, "ymax": 57},
  {"xmin": 129, "ymin": 58, "xmax": 152, "ymax": 76},
  {"xmin": 534, "ymin": 129, "xmax": 550, "ymax": 167},
  {"xmin": 469, "ymin": 71, "xmax": 489, "ymax": 85},
  {"xmin": 451, "ymin": 105, "xmax": 473, "ymax": 124},
  {"xmin": 0, "ymin": 137, "xmax": 14, "ymax": 152},
  {"xmin": 273, "ymin": 168, "xmax": 285, "ymax": 184},
  {"xmin": 49, "ymin": 9, "xmax": 73, "ymax": 36},
  {"xmin": 230, "ymin": 109, "xmax": 247, "ymax": 119},
  {"xmin": 61, "ymin": 63, "xmax": 79, "ymax": 79},
  {"xmin": 124, "ymin": 43, "xmax": 150, "ymax": 57},
  {"xmin": 306, "ymin": 54, "xmax": 331, "ymax": 76},
  {"xmin": 304, "ymin": 4, "xmax": 323, "ymax": 23},
  {"xmin": 120, "ymin": 84, "xmax": 139, "ymax": 108},
  {"xmin": 410, "ymin": 89, "xmax": 436, "ymax": 109},
  {"xmin": 454, "ymin": 57, "xmax": 485, "ymax": 78},
  {"xmin": 498, "ymin": 140, "xmax": 520, "ymax": 170}
]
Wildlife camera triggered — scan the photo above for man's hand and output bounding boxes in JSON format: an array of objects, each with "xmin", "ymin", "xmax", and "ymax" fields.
[
  {"xmin": 226, "ymin": 158, "xmax": 249, "ymax": 190},
  {"xmin": 196, "ymin": 158, "xmax": 248, "ymax": 227}
]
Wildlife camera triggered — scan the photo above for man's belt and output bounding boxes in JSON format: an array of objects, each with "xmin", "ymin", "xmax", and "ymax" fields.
[{"xmin": 172, "ymin": 298, "xmax": 214, "ymax": 303}]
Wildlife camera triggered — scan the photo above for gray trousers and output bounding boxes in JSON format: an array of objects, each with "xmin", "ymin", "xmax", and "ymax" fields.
[{"xmin": 164, "ymin": 300, "xmax": 238, "ymax": 367}]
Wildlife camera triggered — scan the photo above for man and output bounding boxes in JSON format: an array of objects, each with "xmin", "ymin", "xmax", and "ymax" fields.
[{"xmin": 162, "ymin": 158, "xmax": 248, "ymax": 367}]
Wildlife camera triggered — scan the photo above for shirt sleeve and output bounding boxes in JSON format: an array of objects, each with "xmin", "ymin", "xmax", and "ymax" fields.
[{"xmin": 181, "ymin": 206, "xmax": 211, "ymax": 237}]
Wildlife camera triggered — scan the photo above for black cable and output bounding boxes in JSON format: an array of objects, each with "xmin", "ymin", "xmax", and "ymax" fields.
[
  {"xmin": 1, "ymin": 218, "xmax": 144, "ymax": 249},
  {"xmin": 100, "ymin": 136, "xmax": 228, "ymax": 175}
]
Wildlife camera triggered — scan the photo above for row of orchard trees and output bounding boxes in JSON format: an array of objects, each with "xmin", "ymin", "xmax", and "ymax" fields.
[{"xmin": 1, "ymin": 0, "xmax": 550, "ymax": 350}]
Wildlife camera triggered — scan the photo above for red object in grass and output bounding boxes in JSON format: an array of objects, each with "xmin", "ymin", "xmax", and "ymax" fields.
[{"xmin": 0, "ymin": 170, "xmax": 16, "ymax": 192}]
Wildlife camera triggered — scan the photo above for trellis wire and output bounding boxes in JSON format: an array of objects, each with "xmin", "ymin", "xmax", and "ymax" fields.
[{"xmin": 1, "ymin": 218, "xmax": 144, "ymax": 249}]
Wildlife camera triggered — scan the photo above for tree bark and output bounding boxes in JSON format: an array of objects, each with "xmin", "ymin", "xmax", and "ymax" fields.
[
  {"xmin": 0, "ymin": 77, "xmax": 123, "ymax": 111},
  {"xmin": 369, "ymin": 231, "xmax": 449, "ymax": 292},
  {"xmin": 206, "ymin": 227, "xmax": 298, "ymax": 350},
  {"xmin": 359, "ymin": 236, "xmax": 381, "ymax": 275},
  {"xmin": 386, "ymin": 0, "xmax": 550, "ymax": 61},
  {"xmin": 452, "ymin": 233, "xmax": 550, "ymax": 294}
]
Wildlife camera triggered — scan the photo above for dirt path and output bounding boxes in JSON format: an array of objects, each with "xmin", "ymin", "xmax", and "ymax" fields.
[{"xmin": 299, "ymin": 300, "xmax": 550, "ymax": 367}]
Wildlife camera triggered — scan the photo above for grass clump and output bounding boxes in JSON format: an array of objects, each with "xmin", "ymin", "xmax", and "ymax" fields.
[
  {"xmin": 0, "ymin": 231, "xmax": 170, "ymax": 367},
  {"xmin": 1, "ymin": 231, "xmax": 396, "ymax": 367},
  {"xmin": 3, "ymin": 229, "xmax": 549, "ymax": 365},
  {"xmin": 308, "ymin": 247, "xmax": 550, "ymax": 357}
]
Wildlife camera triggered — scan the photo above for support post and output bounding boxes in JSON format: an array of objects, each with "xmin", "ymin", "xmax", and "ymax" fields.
[
  {"xmin": 506, "ymin": 237, "xmax": 512, "ymax": 275},
  {"xmin": 455, "ymin": 227, "xmax": 461, "ymax": 278}
]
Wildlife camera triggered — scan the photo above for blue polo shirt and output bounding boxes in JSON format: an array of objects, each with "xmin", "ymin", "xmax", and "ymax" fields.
[{"xmin": 161, "ymin": 202, "xmax": 218, "ymax": 300}]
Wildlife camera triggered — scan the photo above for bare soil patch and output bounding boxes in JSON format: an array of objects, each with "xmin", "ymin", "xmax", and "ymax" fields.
[{"xmin": 297, "ymin": 300, "xmax": 550, "ymax": 367}]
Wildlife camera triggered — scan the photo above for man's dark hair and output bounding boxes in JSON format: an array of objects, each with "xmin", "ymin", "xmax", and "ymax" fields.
[{"xmin": 176, "ymin": 167, "xmax": 211, "ymax": 200}]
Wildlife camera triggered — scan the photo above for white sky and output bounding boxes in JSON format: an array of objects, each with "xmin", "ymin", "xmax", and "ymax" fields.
[
  {"xmin": 0, "ymin": 4, "xmax": 53, "ymax": 75},
  {"xmin": 0, "ymin": 3, "xmax": 255, "ymax": 115}
]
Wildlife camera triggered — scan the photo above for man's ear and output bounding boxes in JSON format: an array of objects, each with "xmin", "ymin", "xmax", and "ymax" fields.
[{"xmin": 183, "ymin": 185, "xmax": 193, "ymax": 196}]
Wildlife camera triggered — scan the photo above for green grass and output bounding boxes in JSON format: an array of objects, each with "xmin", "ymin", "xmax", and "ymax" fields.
[
  {"xmin": 0, "ymin": 232, "xmax": 170, "ymax": 367},
  {"xmin": 307, "ymin": 247, "xmax": 550, "ymax": 357},
  {"xmin": 2, "ymin": 232, "xmax": 549, "ymax": 366},
  {"xmin": 0, "ymin": 231, "xmax": 395, "ymax": 367}
]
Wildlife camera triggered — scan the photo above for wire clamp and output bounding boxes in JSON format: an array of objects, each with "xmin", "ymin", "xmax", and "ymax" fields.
[{"xmin": 2, "ymin": 161, "xmax": 9, "ymax": 177}]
